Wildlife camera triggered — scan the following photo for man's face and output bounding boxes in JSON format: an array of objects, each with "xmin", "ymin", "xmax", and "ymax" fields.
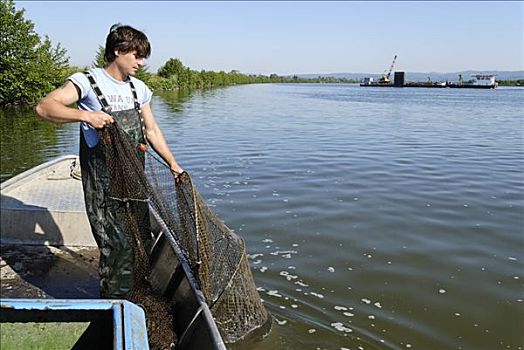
[{"xmin": 115, "ymin": 50, "xmax": 144, "ymax": 76}]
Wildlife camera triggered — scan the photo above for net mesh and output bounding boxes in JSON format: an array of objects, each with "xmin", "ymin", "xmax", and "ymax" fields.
[{"xmin": 99, "ymin": 123, "xmax": 271, "ymax": 347}]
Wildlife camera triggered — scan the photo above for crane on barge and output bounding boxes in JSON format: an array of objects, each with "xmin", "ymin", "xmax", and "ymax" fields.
[{"xmin": 378, "ymin": 55, "xmax": 397, "ymax": 84}]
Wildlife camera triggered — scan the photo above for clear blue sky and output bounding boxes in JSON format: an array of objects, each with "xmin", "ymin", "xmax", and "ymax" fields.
[{"xmin": 17, "ymin": 1, "xmax": 524, "ymax": 75}]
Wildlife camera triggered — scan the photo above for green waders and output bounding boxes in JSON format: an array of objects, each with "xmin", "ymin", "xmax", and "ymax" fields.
[{"xmin": 79, "ymin": 72, "xmax": 151, "ymax": 298}]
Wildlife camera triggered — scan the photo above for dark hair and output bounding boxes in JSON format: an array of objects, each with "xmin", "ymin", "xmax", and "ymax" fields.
[{"xmin": 104, "ymin": 24, "xmax": 151, "ymax": 63}]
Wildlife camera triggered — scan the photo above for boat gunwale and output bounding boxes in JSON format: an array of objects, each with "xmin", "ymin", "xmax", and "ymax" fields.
[{"xmin": 1, "ymin": 155, "xmax": 79, "ymax": 192}]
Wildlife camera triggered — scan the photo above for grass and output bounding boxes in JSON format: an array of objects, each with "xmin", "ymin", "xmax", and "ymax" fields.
[{"xmin": 0, "ymin": 322, "xmax": 90, "ymax": 350}]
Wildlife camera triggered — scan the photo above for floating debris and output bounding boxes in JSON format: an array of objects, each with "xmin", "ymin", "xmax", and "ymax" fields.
[
  {"xmin": 331, "ymin": 322, "xmax": 353, "ymax": 333},
  {"xmin": 295, "ymin": 281, "xmax": 309, "ymax": 287},
  {"xmin": 248, "ymin": 253, "xmax": 264, "ymax": 259},
  {"xmin": 267, "ymin": 290, "xmax": 282, "ymax": 298},
  {"xmin": 279, "ymin": 271, "xmax": 298, "ymax": 281},
  {"xmin": 310, "ymin": 292, "xmax": 324, "ymax": 299},
  {"xmin": 270, "ymin": 250, "xmax": 297, "ymax": 256},
  {"xmin": 275, "ymin": 318, "xmax": 287, "ymax": 325}
]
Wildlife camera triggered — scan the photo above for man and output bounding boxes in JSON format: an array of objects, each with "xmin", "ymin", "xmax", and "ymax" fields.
[{"xmin": 36, "ymin": 24, "xmax": 183, "ymax": 298}]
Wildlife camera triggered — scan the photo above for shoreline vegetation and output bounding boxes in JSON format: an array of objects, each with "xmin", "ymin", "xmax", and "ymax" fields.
[
  {"xmin": 496, "ymin": 80, "xmax": 524, "ymax": 87},
  {"xmin": 1, "ymin": 0, "xmax": 523, "ymax": 107},
  {"xmin": 1, "ymin": 0, "xmax": 358, "ymax": 107}
]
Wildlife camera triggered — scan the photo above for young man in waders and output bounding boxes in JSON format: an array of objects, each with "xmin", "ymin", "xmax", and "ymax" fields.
[{"xmin": 36, "ymin": 24, "xmax": 184, "ymax": 299}]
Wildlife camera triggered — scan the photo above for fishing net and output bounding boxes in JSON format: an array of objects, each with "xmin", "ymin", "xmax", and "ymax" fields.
[{"xmin": 99, "ymin": 122, "xmax": 271, "ymax": 347}]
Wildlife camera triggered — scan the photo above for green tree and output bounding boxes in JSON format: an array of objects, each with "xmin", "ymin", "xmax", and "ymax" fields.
[
  {"xmin": 92, "ymin": 45, "xmax": 105, "ymax": 68},
  {"xmin": 135, "ymin": 65, "xmax": 153, "ymax": 86},
  {"xmin": 158, "ymin": 58, "xmax": 185, "ymax": 80},
  {"xmin": 0, "ymin": 0, "xmax": 69, "ymax": 105}
]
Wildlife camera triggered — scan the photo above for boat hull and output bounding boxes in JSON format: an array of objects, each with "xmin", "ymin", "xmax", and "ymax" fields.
[{"xmin": 360, "ymin": 83, "xmax": 495, "ymax": 89}]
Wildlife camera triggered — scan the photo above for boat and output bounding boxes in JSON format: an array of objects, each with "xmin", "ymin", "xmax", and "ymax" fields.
[
  {"xmin": 1, "ymin": 298, "xmax": 149, "ymax": 349},
  {"xmin": 0, "ymin": 155, "xmax": 227, "ymax": 350},
  {"xmin": 360, "ymin": 71, "xmax": 498, "ymax": 89}
]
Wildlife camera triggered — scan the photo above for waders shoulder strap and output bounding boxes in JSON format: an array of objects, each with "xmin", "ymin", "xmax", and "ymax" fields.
[
  {"xmin": 83, "ymin": 71, "xmax": 148, "ymax": 145},
  {"xmin": 84, "ymin": 71, "xmax": 112, "ymax": 114},
  {"xmin": 128, "ymin": 80, "xmax": 148, "ymax": 145}
]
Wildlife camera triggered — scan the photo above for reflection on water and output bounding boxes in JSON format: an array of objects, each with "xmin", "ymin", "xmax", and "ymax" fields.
[
  {"xmin": 1, "ymin": 85, "xmax": 523, "ymax": 350},
  {"xmin": 154, "ymin": 89, "xmax": 194, "ymax": 113},
  {"xmin": 0, "ymin": 105, "xmax": 78, "ymax": 182}
]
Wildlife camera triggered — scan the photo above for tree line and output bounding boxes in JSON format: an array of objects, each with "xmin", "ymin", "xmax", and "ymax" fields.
[
  {"xmin": 94, "ymin": 46, "xmax": 358, "ymax": 91},
  {"xmin": 497, "ymin": 79, "xmax": 524, "ymax": 87},
  {"xmin": 1, "ymin": 0, "xmax": 358, "ymax": 106},
  {"xmin": 4, "ymin": 0, "xmax": 520, "ymax": 106}
]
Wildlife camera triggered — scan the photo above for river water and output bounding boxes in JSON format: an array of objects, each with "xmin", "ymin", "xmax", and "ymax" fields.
[{"xmin": 1, "ymin": 84, "xmax": 523, "ymax": 350}]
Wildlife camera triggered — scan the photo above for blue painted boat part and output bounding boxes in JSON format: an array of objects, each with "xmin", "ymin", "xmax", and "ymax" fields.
[{"xmin": 0, "ymin": 298, "xmax": 149, "ymax": 350}]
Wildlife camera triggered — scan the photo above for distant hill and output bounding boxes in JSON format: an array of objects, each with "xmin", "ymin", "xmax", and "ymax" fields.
[{"xmin": 296, "ymin": 71, "xmax": 524, "ymax": 82}]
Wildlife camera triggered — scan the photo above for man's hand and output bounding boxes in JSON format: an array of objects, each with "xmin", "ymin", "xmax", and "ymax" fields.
[
  {"xmin": 170, "ymin": 165, "xmax": 184, "ymax": 182},
  {"xmin": 85, "ymin": 110, "xmax": 114, "ymax": 129}
]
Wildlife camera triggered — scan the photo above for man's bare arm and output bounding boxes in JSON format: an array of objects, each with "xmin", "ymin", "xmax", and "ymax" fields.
[{"xmin": 35, "ymin": 81, "xmax": 113, "ymax": 129}]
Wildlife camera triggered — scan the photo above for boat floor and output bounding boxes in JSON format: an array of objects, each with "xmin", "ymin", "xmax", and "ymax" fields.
[
  {"xmin": 1, "ymin": 155, "xmax": 95, "ymax": 247},
  {"xmin": 0, "ymin": 244, "xmax": 100, "ymax": 299}
]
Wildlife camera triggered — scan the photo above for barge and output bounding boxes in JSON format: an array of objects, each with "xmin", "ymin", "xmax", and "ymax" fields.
[{"xmin": 360, "ymin": 72, "xmax": 497, "ymax": 89}]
